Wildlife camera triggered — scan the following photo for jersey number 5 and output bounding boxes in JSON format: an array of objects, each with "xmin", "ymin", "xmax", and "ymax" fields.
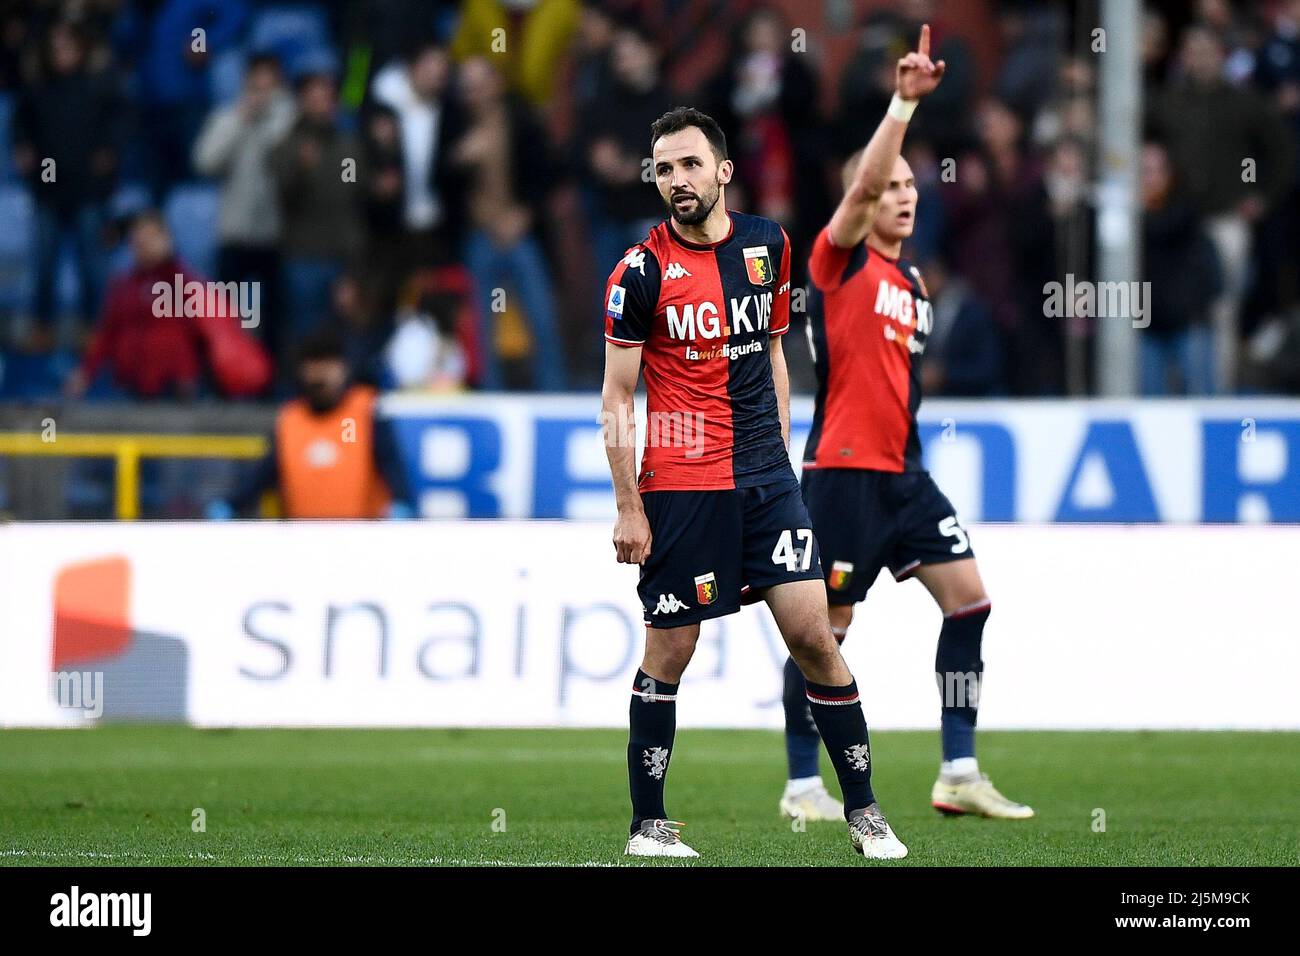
[
  {"xmin": 772, "ymin": 529, "xmax": 814, "ymax": 571},
  {"xmin": 938, "ymin": 516, "xmax": 970, "ymax": 554}
]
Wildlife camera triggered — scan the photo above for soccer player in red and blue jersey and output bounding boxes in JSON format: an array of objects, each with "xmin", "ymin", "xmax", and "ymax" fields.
[
  {"xmin": 779, "ymin": 26, "xmax": 1033, "ymax": 823},
  {"xmin": 601, "ymin": 107, "xmax": 907, "ymax": 859}
]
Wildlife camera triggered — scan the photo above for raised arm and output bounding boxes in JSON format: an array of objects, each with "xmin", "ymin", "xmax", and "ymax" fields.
[{"xmin": 827, "ymin": 24, "xmax": 946, "ymax": 248}]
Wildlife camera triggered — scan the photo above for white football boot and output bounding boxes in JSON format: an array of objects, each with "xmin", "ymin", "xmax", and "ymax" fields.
[
  {"xmin": 847, "ymin": 803, "xmax": 909, "ymax": 859},
  {"xmin": 931, "ymin": 772, "xmax": 1034, "ymax": 819},
  {"xmin": 779, "ymin": 778, "xmax": 844, "ymax": 822},
  {"xmin": 624, "ymin": 819, "xmax": 699, "ymax": 858}
]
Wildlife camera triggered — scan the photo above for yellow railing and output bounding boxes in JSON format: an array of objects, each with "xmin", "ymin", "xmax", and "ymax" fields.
[{"xmin": 0, "ymin": 432, "xmax": 268, "ymax": 520}]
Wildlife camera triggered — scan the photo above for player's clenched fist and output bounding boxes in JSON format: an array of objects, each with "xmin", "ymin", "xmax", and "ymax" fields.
[
  {"xmin": 612, "ymin": 507, "xmax": 653, "ymax": 564},
  {"xmin": 896, "ymin": 23, "xmax": 946, "ymax": 100}
]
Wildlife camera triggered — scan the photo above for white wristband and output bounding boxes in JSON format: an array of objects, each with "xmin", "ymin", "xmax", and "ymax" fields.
[{"xmin": 887, "ymin": 93, "xmax": 917, "ymax": 123}]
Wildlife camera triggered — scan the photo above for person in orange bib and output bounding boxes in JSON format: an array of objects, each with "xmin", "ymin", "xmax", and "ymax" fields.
[{"xmin": 208, "ymin": 329, "xmax": 413, "ymax": 519}]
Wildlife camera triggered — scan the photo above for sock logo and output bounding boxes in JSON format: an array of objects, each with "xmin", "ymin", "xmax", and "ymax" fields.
[
  {"xmin": 844, "ymin": 744, "xmax": 871, "ymax": 772},
  {"xmin": 642, "ymin": 747, "xmax": 669, "ymax": 780}
]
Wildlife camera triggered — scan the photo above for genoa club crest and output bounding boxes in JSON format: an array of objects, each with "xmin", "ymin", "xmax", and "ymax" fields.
[
  {"xmin": 743, "ymin": 245, "xmax": 774, "ymax": 286},
  {"xmin": 828, "ymin": 560, "xmax": 854, "ymax": 591},
  {"xmin": 694, "ymin": 572, "xmax": 718, "ymax": 605}
]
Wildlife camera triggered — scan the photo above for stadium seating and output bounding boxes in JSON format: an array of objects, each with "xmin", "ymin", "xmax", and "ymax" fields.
[
  {"xmin": 0, "ymin": 184, "xmax": 32, "ymax": 313},
  {"xmin": 0, "ymin": 92, "xmax": 14, "ymax": 182},
  {"xmin": 163, "ymin": 184, "xmax": 220, "ymax": 278},
  {"xmin": 248, "ymin": 5, "xmax": 333, "ymax": 74}
]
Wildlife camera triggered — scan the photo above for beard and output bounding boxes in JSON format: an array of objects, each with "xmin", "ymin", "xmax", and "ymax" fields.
[
  {"xmin": 303, "ymin": 383, "xmax": 343, "ymax": 413},
  {"xmin": 666, "ymin": 180, "xmax": 721, "ymax": 226}
]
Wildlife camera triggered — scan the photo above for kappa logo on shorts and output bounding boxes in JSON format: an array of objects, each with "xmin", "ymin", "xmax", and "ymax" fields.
[
  {"xmin": 828, "ymin": 560, "xmax": 854, "ymax": 591},
  {"xmin": 652, "ymin": 593, "xmax": 690, "ymax": 615},
  {"xmin": 694, "ymin": 572, "xmax": 718, "ymax": 605}
]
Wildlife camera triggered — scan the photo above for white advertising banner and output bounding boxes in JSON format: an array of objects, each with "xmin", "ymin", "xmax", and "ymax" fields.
[{"xmin": 0, "ymin": 522, "xmax": 1296, "ymax": 730}]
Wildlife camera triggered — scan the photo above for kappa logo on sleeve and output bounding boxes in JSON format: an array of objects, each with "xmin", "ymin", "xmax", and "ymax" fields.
[{"xmin": 622, "ymin": 248, "xmax": 647, "ymax": 276}]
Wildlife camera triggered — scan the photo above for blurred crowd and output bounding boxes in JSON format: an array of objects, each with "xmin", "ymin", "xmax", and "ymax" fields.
[{"xmin": 2, "ymin": 0, "xmax": 1300, "ymax": 400}]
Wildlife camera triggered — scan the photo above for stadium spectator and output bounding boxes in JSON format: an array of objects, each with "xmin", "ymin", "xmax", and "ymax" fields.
[
  {"xmin": 270, "ymin": 65, "xmax": 363, "ymax": 368},
  {"xmin": 993, "ymin": 5, "xmax": 1063, "ymax": 122},
  {"xmin": 192, "ymin": 53, "xmax": 296, "ymax": 366},
  {"xmin": 208, "ymin": 328, "xmax": 414, "ymax": 520},
  {"xmin": 837, "ymin": 11, "xmax": 910, "ymax": 159},
  {"xmin": 117, "ymin": 0, "xmax": 249, "ymax": 199},
  {"xmin": 704, "ymin": 4, "xmax": 828, "ymax": 281},
  {"xmin": 369, "ymin": 40, "xmax": 468, "ymax": 270},
  {"xmin": 1147, "ymin": 22, "xmax": 1295, "ymax": 392},
  {"xmin": 13, "ymin": 20, "xmax": 121, "ymax": 350},
  {"xmin": 1249, "ymin": 1, "xmax": 1300, "ymax": 328},
  {"xmin": 582, "ymin": 22, "xmax": 673, "ymax": 310},
  {"xmin": 939, "ymin": 140, "xmax": 1036, "ymax": 390},
  {"xmin": 570, "ymin": 0, "xmax": 617, "ymax": 111},
  {"xmin": 385, "ymin": 285, "xmax": 468, "ymax": 392},
  {"xmin": 453, "ymin": 55, "xmax": 565, "ymax": 390},
  {"xmin": 919, "ymin": 256, "xmax": 1004, "ymax": 398},
  {"xmin": 899, "ymin": 138, "xmax": 945, "ymax": 267},
  {"xmin": 359, "ymin": 103, "xmax": 408, "ymax": 316},
  {"xmin": 64, "ymin": 210, "xmax": 198, "ymax": 398},
  {"xmin": 1139, "ymin": 141, "xmax": 1223, "ymax": 396},
  {"xmin": 327, "ymin": 271, "xmax": 389, "ymax": 384},
  {"xmin": 1141, "ymin": 8, "xmax": 1174, "ymax": 87},
  {"xmin": 1037, "ymin": 136, "xmax": 1097, "ymax": 394},
  {"xmin": 450, "ymin": 0, "xmax": 580, "ymax": 108},
  {"xmin": 839, "ymin": 5, "xmax": 973, "ymax": 159}
]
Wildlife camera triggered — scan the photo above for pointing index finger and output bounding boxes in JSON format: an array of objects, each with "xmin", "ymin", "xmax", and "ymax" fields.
[{"xmin": 918, "ymin": 23, "xmax": 931, "ymax": 59}]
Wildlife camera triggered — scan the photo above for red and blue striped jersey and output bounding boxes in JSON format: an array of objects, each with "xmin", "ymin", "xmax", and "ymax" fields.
[{"xmin": 604, "ymin": 211, "xmax": 793, "ymax": 492}]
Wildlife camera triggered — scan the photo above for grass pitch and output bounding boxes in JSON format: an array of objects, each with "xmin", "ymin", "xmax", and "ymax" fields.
[{"xmin": 0, "ymin": 727, "xmax": 1295, "ymax": 866}]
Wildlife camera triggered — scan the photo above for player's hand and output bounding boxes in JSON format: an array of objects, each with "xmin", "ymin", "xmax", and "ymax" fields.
[
  {"xmin": 612, "ymin": 507, "xmax": 652, "ymax": 565},
  {"xmin": 896, "ymin": 23, "xmax": 946, "ymax": 101}
]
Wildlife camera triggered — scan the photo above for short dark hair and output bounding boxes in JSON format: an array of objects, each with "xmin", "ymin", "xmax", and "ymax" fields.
[
  {"xmin": 650, "ymin": 107, "xmax": 728, "ymax": 162},
  {"xmin": 130, "ymin": 208, "xmax": 168, "ymax": 233},
  {"xmin": 246, "ymin": 52, "xmax": 282, "ymax": 75},
  {"xmin": 297, "ymin": 328, "xmax": 347, "ymax": 364}
]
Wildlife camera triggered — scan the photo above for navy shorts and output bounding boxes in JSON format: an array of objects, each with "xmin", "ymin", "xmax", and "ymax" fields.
[
  {"xmin": 801, "ymin": 468, "xmax": 974, "ymax": 605},
  {"xmin": 637, "ymin": 476, "xmax": 824, "ymax": 628}
]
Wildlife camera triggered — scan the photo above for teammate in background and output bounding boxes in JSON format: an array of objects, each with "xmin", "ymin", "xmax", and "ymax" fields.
[
  {"xmin": 602, "ymin": 107, "xmax": 907, "ymax": 859},
  {"xmin": 207, "ymin": 329, "xmax": 414, "ymax": 520},
  {"xmin": 780, "ymin": 26, "xmax": 1033, "ymax": 822}
]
